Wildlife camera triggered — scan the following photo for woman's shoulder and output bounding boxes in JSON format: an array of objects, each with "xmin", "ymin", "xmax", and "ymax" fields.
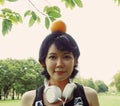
[
  {"xmin": 83, "ymin": 86, "xmax": 100, "ymax": 106},
  {"xmin": 22, "ymin": 90, "xmax": 36, "ymax": 99},
  {"xmin": 84, "ymin": 86, "xmax": 97, "ymax": 95},
  {"xmin": 21, "ymin": 90, "xmax": 36, "ymax": 106}
]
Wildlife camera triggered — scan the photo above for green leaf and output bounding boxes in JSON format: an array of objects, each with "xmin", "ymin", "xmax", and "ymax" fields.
[
  {"xmin": 43, "ymin": 6, "xmax": 61, "ymax": 15},
  {"xmin": 31, "ymin": 11, "xmax": 37, "ymax": 20},
  {"xmin": 1, "ymin": 8, "xmax": 23, "ymax": 23},
  {"xmin": 63, "ymin": 0, "xmax": 75, "ymax": 9},
  {"xmin": 43, "ymin": 6, "xmax": 49, "ymax": 13},
  {"xmin": 7, "ymin": 0, "xmax": 18, "ymax": 2},
  {"xmin": 45, "ymin": 17, "xmax": 50, "ymax": 29},
  {"xmin": 43, "ymin": 6, "xmax": 61, "ymax": 23},
  {"xmin": 14, "ymin": 12, "xmax": 23, "ymax": 23},
  {"xmin": 0, "ymin": 14, "xmax": 5, "ymax": 18},
  {"xmin": 68, "ymin": 0, "xmax": 75, "ymax": 9},
  {"xmin": 36, "ymin": 17, "xmax": 40, "ymax": 24},
  {"xmin": 114, "ymin": 0, "xmax": 120, "ymax": 5},
  {"xmin": 48, "ymin": 11, "xmax": 61, "ymax": 18},
  {"xmin": 118, "ymin": 0, "xmax": 120, "ymax": 5},
  {"xmin": 0, "ymin": 0, "xmax": 5, "ymax": 5},
  {"xmin": 9, "ymin": 15, "xmax": 18, "ymax": 24},
  {"xmin": 2, "ymin": 19, "xmax": 12, "ymax": 36},
  {"xmin": 24, "ymin": 10, "xmax": 40, "ymax": 27},
  {"xmin": 52, "ymin": 6, "xmax": 61, "ymax": 13},
  {"xmin": 1, "ymin": 8, "xmax": 12, "ymax": 14},
  {"xmin": 62, "ymin": 0, "xmax": 83, "ymax": 9},
  {"xmin": 74, "ymin": 0, "xmax": 83, "ymax": 7},
  {"xmin": 24, "ymin": 10, "xmax": 32, "ymax": 17},
  {"xmin": 49, "ymin": 16, "xmax": 56, "ymax": 22},
  {"xmin": 29, "ymin": 17, "xmax": 35, "ymax": 27}
]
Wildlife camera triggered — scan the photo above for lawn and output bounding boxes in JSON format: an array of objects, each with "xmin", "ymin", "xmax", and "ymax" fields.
[
  {"xmin": 0, "ymin": 94, "xmax": 120, "ymax": 106},
  {"xmin": 99, "ymin": 94, "xmax": 120, "ymax": 106},
  {"xmin": 0, "ymin": 100, "xmax": 20, "ymax": 106}
]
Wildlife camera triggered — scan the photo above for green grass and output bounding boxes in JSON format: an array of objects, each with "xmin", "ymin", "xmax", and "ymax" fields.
[
  {"xmin": 99, "ymin": 94, "xmax": 120, "ymax": 106},
  {"xmin": 0, "ymin": 100, "xmax": 20, "ymax": 106},
  {"xmin": 0, "ymin": 95, "xmax": 120, "ymax": 106}
]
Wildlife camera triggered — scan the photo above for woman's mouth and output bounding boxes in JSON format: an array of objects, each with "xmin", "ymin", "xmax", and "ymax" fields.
[{"xmin": 55, "ymin": 71, "xmax": 65, "ymax": 75}]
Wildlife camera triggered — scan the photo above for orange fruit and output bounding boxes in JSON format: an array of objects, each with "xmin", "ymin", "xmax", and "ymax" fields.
[{"xmin": 51, "ymin": 20, "xmax": 66, "ymax": 33}]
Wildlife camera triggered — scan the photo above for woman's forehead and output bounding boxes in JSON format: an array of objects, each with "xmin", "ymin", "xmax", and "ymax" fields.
[{"xmin": 48, "ymin": 44, "xmax": 72, "ymax": 54}]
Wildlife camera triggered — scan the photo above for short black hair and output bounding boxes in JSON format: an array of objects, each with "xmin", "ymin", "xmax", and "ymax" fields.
[{"xmin": 38, "ymin": 31, "xmax": 80, "ymax": 79}]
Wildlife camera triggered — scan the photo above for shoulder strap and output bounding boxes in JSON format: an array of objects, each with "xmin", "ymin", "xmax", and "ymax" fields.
[
  {"xmin": 74, "ymin": 83, "xmax": 89, "ymax": 106},
  {"xmin": 32, "ymin": 85, "xmax": 45, "ymax": 106}
]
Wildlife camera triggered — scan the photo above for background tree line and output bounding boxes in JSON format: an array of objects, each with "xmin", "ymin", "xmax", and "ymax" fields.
[
  {"xmin": 74, "ymin": 77, "xmax": 108, "ymax": 93},
  {"xmin": 0, "ymin": 58, "xmax": 44, "ymax": 100},
  {"xmin": 0, "ymin": 58, "xmax": 120, "ymax": 100}
]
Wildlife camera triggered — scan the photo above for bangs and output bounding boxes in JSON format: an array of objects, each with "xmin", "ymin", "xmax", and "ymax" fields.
[{"xmin": 54, "ymin": 35, "xmax": 73, "ymax": 52}]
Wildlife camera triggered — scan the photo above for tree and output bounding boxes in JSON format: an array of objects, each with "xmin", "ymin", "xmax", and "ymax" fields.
[
  {"xmin": 84, "ymin": 78, "xmax": 97, "ymax": 90},
  {"xmin": 74, "ymin": 77, "xmax": 97, "ymax": 90},
  {"xmin": 0, "ymin": 58, "xmax": 44, "ymax": 100},
  {"xmin": 0, "ymin": 58, "xmax": 20, "ymax": 99},
  {"xmin": 113, "ymin": 71, "xmax": 120, "ymax": 92},
  {"xmin": 95, "ymin": 80, "xmax": 108, "ymax": 93},
  {"xmin": 0, "ymin": 0, "xmax": 83, "ymax": 36}
]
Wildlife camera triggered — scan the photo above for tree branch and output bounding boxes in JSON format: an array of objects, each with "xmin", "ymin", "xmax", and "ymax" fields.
[{"xmin": 28, "ymin": 0, "xmax": 46, "ymax": 16}]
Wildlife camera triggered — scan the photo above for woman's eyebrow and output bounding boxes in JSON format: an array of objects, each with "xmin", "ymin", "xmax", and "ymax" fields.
[
  {"xmin": 48, "ymin": 51, "xmax": 72, "ymax": 55},
  {"xmin": 63, "ymin": 51, "xmax": 72, "ymax": 54},
  {"xmin": 48, "ymin": 52, "xmax": 56, "ymax": 55}
]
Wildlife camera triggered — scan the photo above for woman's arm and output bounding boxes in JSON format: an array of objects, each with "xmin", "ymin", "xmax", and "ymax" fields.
[
  {"xmin": 84, "ymin": 87, "xmax": 100, "ymax": 106},
  {"xmin": 21, "ymin": 90, "xmax": 36, "ymax": 106}
]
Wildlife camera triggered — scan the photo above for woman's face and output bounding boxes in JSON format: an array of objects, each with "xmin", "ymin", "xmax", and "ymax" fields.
[{"xmin": 45, "ymin": 44, "xmax": 75, "ymax": 81}]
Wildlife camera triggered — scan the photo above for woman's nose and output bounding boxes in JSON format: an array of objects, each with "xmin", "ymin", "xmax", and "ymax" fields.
[{"xmin": 56, "ymin": 58, "xmax": 63, "ymax": 67}]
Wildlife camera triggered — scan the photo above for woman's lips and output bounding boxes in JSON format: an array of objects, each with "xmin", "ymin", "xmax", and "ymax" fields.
[{"xmin": 55, "ymin": 71, "xmax": 65, "ymax": 75}]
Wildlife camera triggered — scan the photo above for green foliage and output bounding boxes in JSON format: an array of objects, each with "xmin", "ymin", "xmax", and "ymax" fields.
[
  {"xmin": 74, "ymin": 77, "xmax": 109, "ymax": 93},
  {"xmin": 95, "ymin": 80, "xmax": 108, "ymax": 93},
  {"xmin": 0, "ymin": 0, "xmax": 119, "ymax": 36},
  {"xmin": 0, "ymin": 58, "xmax": 44, "ymax": 99},
  {"xmin": 74, "ymin": 0, "xmax": 83, "ymax": 7},
  {"xmin": 7, "ymin": 0, "xmax": 18, "ymax": 2},
  {"xmin": 61, "ymin": 0, "xmax": 83, "ymax": 9},
  {"xmin": 114, "ymin": 0, "xmax": 120, "ymax": 5},
  {"xmin": 0, "ymin": 0, "xmax": 18, "ymax": 5},
  {"xmin": 43, "ymin": 6, "xmax": 61, "ymax": 29},
  {"xmin": 74, "ymin": 77, "xmax": 97, "ymax": 90},
  {"xmin": 1, "ymin": 8, "xmax": 22, "ymax": 24},
  {"xmin": 2, "ymin": 19, "xmax": 12, "ymax": 36},
  {"xmin": 113, "ymin": 71, "xmax": 120, "ymax": 92},
  {"xmin": 0, "ymin": 0, "xmax": 5, "ymax": 5},
  {"xmin": 24, "ymin": 10, "xmax": 40, "ymax": 27},
  {"xmin": 0, "ymin": 8, "xmax": 22, "ymax": 36},
  {"xmin": 85, "ymin": 78, "xmax": 97, "ymax": 90},
  {"xmin": 45, "ymin": 17, "xmax": 50, "ymax": 29},
  {"xmin": 0, "ymin": 0, "xmax": 81, "ymax": 36}
]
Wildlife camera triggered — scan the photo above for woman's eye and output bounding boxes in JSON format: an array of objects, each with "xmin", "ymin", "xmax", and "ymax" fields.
[
  {"xmin": 49, "ymin": 56, "xmax": 56, "ymax": 60},
  {"xmin": 64, "ymin": 55, "xmax": 72, "ymax": 60}
]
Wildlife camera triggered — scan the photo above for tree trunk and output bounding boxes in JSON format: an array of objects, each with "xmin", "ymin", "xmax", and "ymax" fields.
[{"xmin": 11, "ymin": 88, "xmax": 14, "ymax": 100}]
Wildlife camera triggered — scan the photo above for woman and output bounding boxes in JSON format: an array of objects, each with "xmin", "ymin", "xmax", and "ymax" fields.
[{"xmin": 21, "ymin": 20, "xmax": 99, "ymax": 106}]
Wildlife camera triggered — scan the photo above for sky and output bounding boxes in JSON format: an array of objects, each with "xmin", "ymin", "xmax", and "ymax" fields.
[{"xmin": 0, "ymin": 0, "xmax": 120, "ymax": 84}]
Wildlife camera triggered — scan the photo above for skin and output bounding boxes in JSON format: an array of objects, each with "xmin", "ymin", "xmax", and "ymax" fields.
[{"xmin": 21, "ymin": 44, "xmax": 100, "ymax": 106}]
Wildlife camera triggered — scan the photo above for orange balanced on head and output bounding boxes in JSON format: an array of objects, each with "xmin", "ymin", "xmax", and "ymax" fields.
[{"xmin": 51, "ymin": 20, "xmax": 66, "ymax": 33}]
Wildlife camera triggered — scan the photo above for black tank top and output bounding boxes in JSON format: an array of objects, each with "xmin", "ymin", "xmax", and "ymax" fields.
[{"xmin": 32, "ymin": 83, "xmax": 89, "ymax": 106}]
